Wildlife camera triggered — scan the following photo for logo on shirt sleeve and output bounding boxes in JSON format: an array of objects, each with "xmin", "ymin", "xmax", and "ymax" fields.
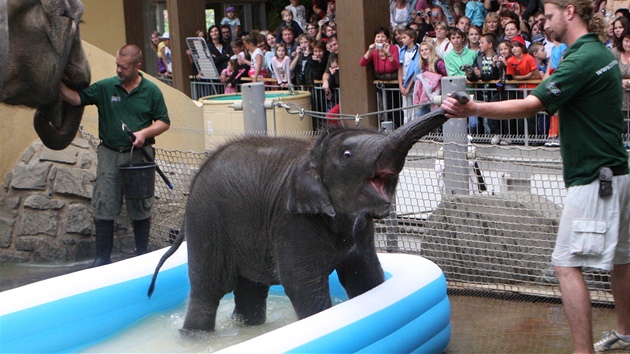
[{"xmin": 545, "ymin": 82, "xmax": 561, "ymax": 97}]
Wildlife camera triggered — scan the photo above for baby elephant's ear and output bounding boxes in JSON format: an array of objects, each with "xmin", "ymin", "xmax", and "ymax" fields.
[{"xmin": 287, "ymin": 158, "xmax": 336, "ymax": 217}]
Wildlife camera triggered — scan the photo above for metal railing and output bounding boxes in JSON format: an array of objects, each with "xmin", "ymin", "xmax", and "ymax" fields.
[
  {"xmin": 190, "ymin": 78, "xmax": 340, "ymax": 131},
  {"xmin": 186, "ymin": 77, "xmax": 630, "ymax": 145},
  {"xmin": 374, "ymin": 80, "xmax": 630, "ymax": 146}
]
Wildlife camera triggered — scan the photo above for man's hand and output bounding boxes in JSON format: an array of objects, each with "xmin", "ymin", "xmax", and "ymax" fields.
[{"xmin": 441, "ymin": 95, "xmax": 477, "ymax": 118}]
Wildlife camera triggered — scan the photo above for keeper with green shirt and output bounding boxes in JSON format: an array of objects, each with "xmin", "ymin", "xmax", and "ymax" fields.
[
  {"xmin": 441, "ymin": 0, "xmax": 629, "ymax": 352},
  {"xmin": 60, "ymin": 44, "xmax": 170, "ymax": 268}
]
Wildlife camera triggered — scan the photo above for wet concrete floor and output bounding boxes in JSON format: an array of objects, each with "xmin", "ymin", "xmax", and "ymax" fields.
[
  {"xmin": 0, "ymin": 262, "xmax": 623, "ymax": 353},
  {"xmin": 447, "ymin": 294, "xmax": 620, "ymax": 353}
]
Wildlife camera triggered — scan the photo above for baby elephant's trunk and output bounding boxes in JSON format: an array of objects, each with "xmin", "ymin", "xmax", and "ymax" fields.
[{"xmin": 381, "ymin": 91, "xmax": 469, "ymax": 172}]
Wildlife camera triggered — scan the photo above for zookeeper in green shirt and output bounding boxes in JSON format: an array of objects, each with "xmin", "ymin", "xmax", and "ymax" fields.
[
  {"xmin": 441, "ymin": 0, "xmax": 630, "ymax": 352},
  {"xmin": 60, "ymin": 44, "xmax": 171, "ymax": 268}
]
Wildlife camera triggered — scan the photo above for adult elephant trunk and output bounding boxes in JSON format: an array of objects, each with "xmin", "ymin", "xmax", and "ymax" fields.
[
  {"xmin": 0, "ymin": 0, "xmax": 7, "ymax": 97},
  {"xmin": 380, "ymin": 92, "xmax": 469, "ymax": 172},
  {"xmin": 33, "ymin": 9, "xmax": 90, "ymax": 151}
]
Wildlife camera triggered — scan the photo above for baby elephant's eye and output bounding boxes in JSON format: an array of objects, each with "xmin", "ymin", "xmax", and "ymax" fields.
[{"xmin": 342, "ymin": 149, "xmax": 352, "ymax": 158}]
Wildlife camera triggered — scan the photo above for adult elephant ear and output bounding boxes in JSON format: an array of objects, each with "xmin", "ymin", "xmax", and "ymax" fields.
[{"xmin": 287, "ymin": 157, "xmax": 336, "ymax": 217}]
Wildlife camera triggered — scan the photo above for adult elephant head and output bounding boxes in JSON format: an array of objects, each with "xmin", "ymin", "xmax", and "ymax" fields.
[{"xmin": 1, "ymin": 0, "xmax": 90, "ymax": 150}]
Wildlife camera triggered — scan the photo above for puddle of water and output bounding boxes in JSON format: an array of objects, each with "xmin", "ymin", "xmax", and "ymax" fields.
[{"xmin": 0, "ymin": 262, "xmax": 90, "ymax": 292}]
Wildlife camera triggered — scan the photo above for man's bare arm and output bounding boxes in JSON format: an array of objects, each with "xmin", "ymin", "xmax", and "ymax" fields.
[{"xmin": 442, "ymin": 94, "xmax": 545, "ymax": 120}]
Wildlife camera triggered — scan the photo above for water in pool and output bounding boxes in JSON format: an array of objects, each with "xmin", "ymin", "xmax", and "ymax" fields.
[{"xmin": 83, "ymin": 294, "xmax": 298, "ymax": 353}]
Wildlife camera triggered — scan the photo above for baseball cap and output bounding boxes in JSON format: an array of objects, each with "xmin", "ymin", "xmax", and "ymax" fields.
[
  {"xmin": 162, "ymin": 32, "xmax": 170, "ymax": 39},
  {"xmin": 510, "ymin": 35, "xmax": 526, "ymax": 47},
  {"xmin": 226, "ymin": 6, "xmax": 235, "ymax": 13}
]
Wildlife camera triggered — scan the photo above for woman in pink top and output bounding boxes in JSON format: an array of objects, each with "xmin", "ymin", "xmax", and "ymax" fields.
[
  {"xmin": 360, "ymin": 26, "xmax": 399, "ymax": 80},
  {"xmin": 360, "ymin": 26, "xmax": 402, "ymax": 127}
]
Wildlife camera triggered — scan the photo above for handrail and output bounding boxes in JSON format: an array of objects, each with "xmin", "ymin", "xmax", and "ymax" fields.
[{"xmin": 373, "ymin": 79, "xmax": 544, "ymax": 85}]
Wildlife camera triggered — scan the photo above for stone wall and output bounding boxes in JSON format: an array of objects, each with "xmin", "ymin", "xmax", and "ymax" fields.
[{"xmin": 0, "ymin": 137, "xmax": 133, "ymax": 263}]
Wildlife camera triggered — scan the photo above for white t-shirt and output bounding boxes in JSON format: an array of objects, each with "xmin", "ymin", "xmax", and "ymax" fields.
[{"xmin": 250, "ymin": 48, "xmax": 265, "ymax": 73}]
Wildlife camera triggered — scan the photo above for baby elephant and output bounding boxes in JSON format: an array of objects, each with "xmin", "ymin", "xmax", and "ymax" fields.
[{"xmin": 148, "ymin": 95, "xmax": 465, "ymax": 332}]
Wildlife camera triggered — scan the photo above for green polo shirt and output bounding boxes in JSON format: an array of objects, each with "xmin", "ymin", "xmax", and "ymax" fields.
[
  {"xmin": 79, "ymin": 72, "xmax": 170, "ymax": 147},
  {"xmin": 531, "ymin": 33, "xmax": 629, "ymax": 188}
]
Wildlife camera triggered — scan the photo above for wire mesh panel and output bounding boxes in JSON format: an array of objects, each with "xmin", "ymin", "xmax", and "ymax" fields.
[
  {"xmin": 140, "ymin": 132, "xmax": 624, "ymax": 305},
  {"xmin": 81, "ymin": 86, "xmax": 629, "ymax": 306}
]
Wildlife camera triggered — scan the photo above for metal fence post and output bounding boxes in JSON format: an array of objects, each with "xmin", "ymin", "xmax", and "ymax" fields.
[
  {"xmin": 242, "ymin": 82, "xmax": 267, "ymax": 134},
  {"xmin": 441, "ymin": 77, "xmax": 469, "ymax": 195}
]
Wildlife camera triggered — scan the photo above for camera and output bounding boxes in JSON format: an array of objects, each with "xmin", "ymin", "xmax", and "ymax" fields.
[
  {"xmin": 460, "ymin": 64, "xmax": 474, "ymax": 76},
  {"xmin": 375, "ymin": 43, "xmax": 384, "ymax": 50}
]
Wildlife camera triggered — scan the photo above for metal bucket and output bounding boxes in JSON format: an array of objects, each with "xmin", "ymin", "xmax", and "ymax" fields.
[{"xmin": 118, "ymin": 162, "xmax": 156, "ymax": 199}]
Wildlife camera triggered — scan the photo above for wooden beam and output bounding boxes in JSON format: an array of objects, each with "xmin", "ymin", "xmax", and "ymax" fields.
[
  {"xmin": 336, "ymin": 1, "xmax": 389, "ymax": 128},
  {"xmin": 166, "ymin": 0, "xmax": 206, "ymax": 96}
]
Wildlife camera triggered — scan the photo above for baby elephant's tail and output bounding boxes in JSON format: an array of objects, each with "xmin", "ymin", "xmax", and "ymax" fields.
[{"xmin": 147, "ymin": 228, "xmax": 185, "ymax": 298}]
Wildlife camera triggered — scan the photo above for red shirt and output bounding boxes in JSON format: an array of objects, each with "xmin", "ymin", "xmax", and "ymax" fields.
[
  {"xmin": 359, "ymin": 45, "xmax": 400, "ymax": 77},
  {"xmin": 506, "ymin": 54, "xmax": 538, "ymax": 89}
]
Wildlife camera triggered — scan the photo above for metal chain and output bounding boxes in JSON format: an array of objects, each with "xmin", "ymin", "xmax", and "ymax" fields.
[{"xmin": 273, "ymin": 101, "xmax": 434, "ymax": 125}]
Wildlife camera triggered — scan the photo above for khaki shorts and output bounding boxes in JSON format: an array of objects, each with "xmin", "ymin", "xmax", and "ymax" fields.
[
  {"xmin": 92, "ymin": 145, "xmax": 155, "ymax": 221},
  {"xmin": 552, "ymin": 174, "xmax": 630, "ymax": 270}
]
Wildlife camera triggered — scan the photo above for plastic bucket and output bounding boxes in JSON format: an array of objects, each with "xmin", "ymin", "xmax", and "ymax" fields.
[{"xmin": 118, "ymin": 162, "xmax": 157, "ymax": 199}]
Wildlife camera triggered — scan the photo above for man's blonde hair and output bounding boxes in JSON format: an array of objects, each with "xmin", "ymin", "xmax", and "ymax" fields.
[{"xmin": 543, "ymin": 0, "xmax": 606, "ymax": 38}]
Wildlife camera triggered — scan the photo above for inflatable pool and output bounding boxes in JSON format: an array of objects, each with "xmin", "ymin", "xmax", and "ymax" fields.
[{"xmin": 0, "ymin": 245, "xmax": 450, "ymax": 353}]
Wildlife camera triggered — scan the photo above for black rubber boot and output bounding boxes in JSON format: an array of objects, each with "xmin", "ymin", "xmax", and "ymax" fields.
[
  {"xmin": 133, "ymin": 217, "xmax": 151, "ymax": 255},
  {"xmin": 91, "ymin": 219, "xmax": 114, "ymax": 268}
]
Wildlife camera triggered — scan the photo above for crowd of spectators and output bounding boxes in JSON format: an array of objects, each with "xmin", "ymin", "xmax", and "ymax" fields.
[
  {"xmin": 150, "ymin": 1, "xmax": 338, "ymax": 89},
  {"xmin": 147, "ymin": 0, "xmax": 630, "ymax": 141},
  {"xmin": 376, "ymin": 0, "xmax": 629, "ymax": 143}
]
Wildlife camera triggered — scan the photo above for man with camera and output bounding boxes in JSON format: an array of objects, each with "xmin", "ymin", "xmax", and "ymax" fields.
[{"xmin": 442, "ymin": 0, "xmax": 630, "ymax": 351}]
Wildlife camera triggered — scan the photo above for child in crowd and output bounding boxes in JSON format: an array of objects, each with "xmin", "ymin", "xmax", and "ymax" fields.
[
  {"xmin": 231, "ymin": 38, "xmax": 248, "ymax": 65},
  {"xmin": 528, "ymin": 42, "xmax": 547, "ymax": 77},
  {"xmin": 490, "ymin": 39, "xmax": 517, "ymax": 144},
  {"xmin": 305, "ymin": 40, "xmax": 328, "ymax": 85},
  {"xmin": 275, "ymin": 9, "xmax": 303, "ymax": 43},
  {"xmin": 465, "ymin": 0, "xmax": 487, "ymax": 26},
  {"xmin": 467, "ymin": 25, "xmax": 481, "ymax": 52},
  {"xmin": 398, "ymin": 27, "xmax": 420, "ymax": 125},
  {"xmin": 444, "ymin": 27, "xmax": 478, "ymax": 133},
  {"xmin": 244, "ymin": 31, "xmax": 269, "ymax": 82},
  {"xmin": 271, "ymin": 43, "xmax": 292, "ymax": 87},
  {"xmin": 413, "ymin": 41, "xmax": 447, "ymax": 117},
  {"xmin": 322, "ymin": 53, "xmax": 339, "ymax": 106},
  {"xmin": 456, "ymin": 16, "xmax": 472, "ymax": 37},
  {"xmin": 220, "ymin": 58, "xmax": 243, "ymax": 94},
  {"xmin": 285, "ymin": 0, "xmax": 308, "ymax": 31},
  {"xmin": 220, "ymin": 7, "xmax": 241, "ymax": 39},
  {"xmin": 444, "ymin": 27, "xmax": 477, "ymax": 76},
  {"xmin": 290, "ymin": 34, "xmax": 313, "ymax": 84},
  {"xmin": 506, "ymin": 36, "xmax": 539, "ymax": 85},
  {"xmin": 466, "ymin": 33, "xmax": 500, "ymax": 140},
  {"xmin": 506, "ymin": 35, "xmax": 540, "ymax": 139},
  {"xmin": 433, "ymin": 21, "xmax": 451, "ymax": 59},
  {"xmin": 544, "ymin": 30, "xmax": 567, "ymax": 78}
]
